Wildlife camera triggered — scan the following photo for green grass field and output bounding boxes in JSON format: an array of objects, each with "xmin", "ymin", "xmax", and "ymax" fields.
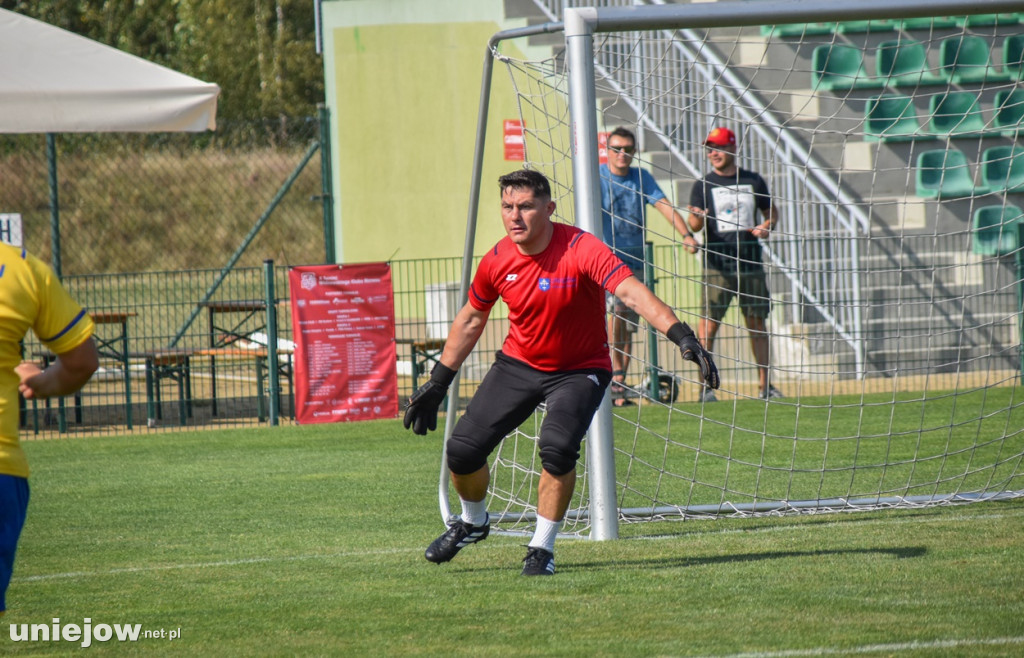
[
  {"xmin": 491, "ymin": 387, "xmax": 1024, "ymax": 534},
  {"xmin": 3, "ymin": 421, "xmax": 1023, "ymax": 656}
]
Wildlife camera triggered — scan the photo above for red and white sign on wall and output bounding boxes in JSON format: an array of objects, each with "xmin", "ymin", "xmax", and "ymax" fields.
[
  {"xmin": 598, "ymin": 131, "xmax": 609, "ymax": 164},
  {"xmin": 504, "ymin": 119, "xmax": 525, "ymax": 161},
  {"xmin": 289, "ymin": 262, "xmax": 398, "ymax": 424}
]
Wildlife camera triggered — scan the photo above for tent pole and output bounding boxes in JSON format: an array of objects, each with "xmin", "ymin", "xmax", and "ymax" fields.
[{"xmin": 46, "ymin": 133, "xmax": 61, "ymax": 277}]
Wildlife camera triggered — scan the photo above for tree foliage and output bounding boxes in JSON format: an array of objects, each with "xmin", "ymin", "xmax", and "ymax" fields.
[{"xmin": 0, "ymin": 0, "xmax": 323, "ymax": 121}]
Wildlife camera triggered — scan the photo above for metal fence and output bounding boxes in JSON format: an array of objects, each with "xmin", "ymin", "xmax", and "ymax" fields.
[
  {"xmin": 1, "ymin": 117, "xmax": 326, "ymax": 276},
  {"xmin": 4, "ymin": 115, "xmax": 325, "ymax": 436},
  {"xmin": 6, "ymin": 111, "xmax": 1019, "ymax": 437},
  {"xmin": 20, "ymin": 235, "xmax": 1019, "ymax": 437},
  {"xmin": 17, "ymin": 256, "xmax": 502, "ymax": 437},
  {"xmin": 21, "ymin": 265, "xmax": 295, "ymax": 434}
]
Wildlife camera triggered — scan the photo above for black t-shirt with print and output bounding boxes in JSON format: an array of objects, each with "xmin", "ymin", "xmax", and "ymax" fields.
[{"xmin": 690, "ymin": 168, "xmax": 772, "ymax": 274}]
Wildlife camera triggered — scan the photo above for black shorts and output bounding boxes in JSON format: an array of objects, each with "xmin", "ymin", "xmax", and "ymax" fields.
[{"xmin": 446, "ymin": 352, "xmax": 612, "ymax": 476}]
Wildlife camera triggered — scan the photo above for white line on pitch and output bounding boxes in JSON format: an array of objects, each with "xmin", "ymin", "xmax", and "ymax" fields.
[{"xmin": 17, "ymin": 547, "xmax": 417, "ymax": 582}]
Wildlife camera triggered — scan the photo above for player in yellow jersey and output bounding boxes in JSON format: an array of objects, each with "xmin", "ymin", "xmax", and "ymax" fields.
[{"xmin": 0, "ymin": 243, "xmax": 99, "ymax": 615}]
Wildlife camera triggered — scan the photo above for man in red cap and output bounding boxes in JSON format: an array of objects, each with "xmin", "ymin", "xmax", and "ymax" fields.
[{"xmin": 687, "ymin": 127, "xmax": 783, "ymax": 402}]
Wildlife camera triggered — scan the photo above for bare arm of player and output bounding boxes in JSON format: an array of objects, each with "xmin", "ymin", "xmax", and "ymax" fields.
[
  {"xmin": 612, "ymin": 276, "xmax": 683, "ymax": 335},
  {"xmin": 438, "ymin": 302, "xmax": 491, "ymax": 372},
  {"xmin": 653, "ymin": 198, "xmax": 698, "ymax": 254},
  {"xmin": 17, "ymin": 337, "xmax": 100, "ymax": 399},
  {"xmin": 613, "ymin": 275, "xmax": 720, "ymax": 388}
]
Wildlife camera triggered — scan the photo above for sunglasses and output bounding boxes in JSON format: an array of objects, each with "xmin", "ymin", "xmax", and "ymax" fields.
[{"xmin": 608, "ymin": 144, "xmax": 636, "ymax": 155}]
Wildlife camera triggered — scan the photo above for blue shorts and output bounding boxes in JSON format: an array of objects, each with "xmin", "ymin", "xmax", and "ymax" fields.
[{"xmin": 0, "ymin": 474, "xmax": 30, "ymax": 612}]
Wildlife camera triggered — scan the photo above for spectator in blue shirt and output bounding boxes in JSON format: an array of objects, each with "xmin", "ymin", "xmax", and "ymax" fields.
[{"xmin": 600, "ymin": 126, "xmax": 698, "ymax": 405}]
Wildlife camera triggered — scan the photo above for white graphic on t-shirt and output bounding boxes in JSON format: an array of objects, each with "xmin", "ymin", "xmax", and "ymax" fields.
[{"xmin": 710, "ymin": 184, "xmax": 756, "ymax": 232}]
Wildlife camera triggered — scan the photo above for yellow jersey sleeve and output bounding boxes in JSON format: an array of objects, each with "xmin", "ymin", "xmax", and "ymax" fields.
[{"xmin": 0, "ymin": 245, "xmax": 95, "ymax": 478}]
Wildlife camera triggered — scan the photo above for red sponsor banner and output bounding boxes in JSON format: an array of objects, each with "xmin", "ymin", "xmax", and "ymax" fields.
[
  {"xmin": 598, "ymin": 131, "xmax": 609, "ymax": 164},
  {"xmin": 504, "ymin": 119, "xmax": 525, "ymax": 161},
  {"xmin": 289, "ymin": 263, "xmax": 398, "ymax": 424}
]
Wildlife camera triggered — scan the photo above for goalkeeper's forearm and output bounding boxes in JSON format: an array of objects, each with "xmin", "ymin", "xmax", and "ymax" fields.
[
  {"xmin": 437, "ymin": 303, "xmax": 491, "ymax": 372},
  {"xmin": 612, "ymin": 276, "xmax": 686, "ymax": 336}
]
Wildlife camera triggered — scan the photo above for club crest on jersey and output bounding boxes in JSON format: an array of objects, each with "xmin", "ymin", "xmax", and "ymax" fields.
[{"xmin": 536, "ymin": 277, "xmax": 576, "ymax": 292}]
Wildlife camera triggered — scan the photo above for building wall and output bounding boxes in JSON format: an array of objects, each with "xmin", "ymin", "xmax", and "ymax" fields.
[{"xmin": 321, "ymin": 0, "xmax": 537, "ymax": 264}]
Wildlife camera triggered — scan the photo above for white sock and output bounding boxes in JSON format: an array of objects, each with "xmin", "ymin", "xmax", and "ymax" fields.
[
  {"xmin": 460, "ymin": 498, "xmax": 488, "ymax": 527},
  {"xmin": 528, "ymin": 515, "xmax": 562, "ymax": 553}
]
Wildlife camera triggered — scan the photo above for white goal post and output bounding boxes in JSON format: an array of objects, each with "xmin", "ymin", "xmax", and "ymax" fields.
[{"xmin": 440, "ymin": 0, "xmax": 1024, "ymax": 539}]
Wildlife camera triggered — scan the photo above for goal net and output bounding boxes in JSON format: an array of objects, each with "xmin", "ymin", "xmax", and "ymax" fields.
[{"xmin": 452, "ymin": 0, "xmax": 1024, "ymax": 537}]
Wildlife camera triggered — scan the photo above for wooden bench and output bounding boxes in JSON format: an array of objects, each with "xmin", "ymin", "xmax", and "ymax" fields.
[
  {"xmin": 396, "ymin": 338, "xmax": 446, "ymax": 390},
  {"xmin": 131, "ymin": 349, "xmax": 196, "ymax": 428},
  {"xmin": 133, "ymin": 346, "xmax": 294, "ymax": 427},
  {"xmin": 191, "ymin": 347, "xmax": 293, "ymax": 422}
]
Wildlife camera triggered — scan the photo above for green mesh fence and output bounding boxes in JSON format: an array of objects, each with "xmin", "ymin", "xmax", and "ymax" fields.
[
  {"xmin": 3, "ymin": 117, "xmax": 324, "ymax": 435},
  {"xmin": 0, "ymin": 117, "xmax": 324, "ymax": 275}
]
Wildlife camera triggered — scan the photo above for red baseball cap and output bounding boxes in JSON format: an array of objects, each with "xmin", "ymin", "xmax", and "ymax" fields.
[{"xmin": 704, "ymin": 127, "xmax": 736, "ymax": 147}]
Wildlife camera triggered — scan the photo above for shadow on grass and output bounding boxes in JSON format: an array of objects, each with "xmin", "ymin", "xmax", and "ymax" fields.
[
  {"xmin": 630, "ymin": 508, "xmax": 952, "ymax": 540},
  {"xmin": 433, "ymin": 545, "xmax": 927, "ymax": 575}
]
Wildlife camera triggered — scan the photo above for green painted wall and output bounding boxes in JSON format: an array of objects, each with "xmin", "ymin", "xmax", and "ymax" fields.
[{"xmin": 322, "ymin": 0, "xmax": 534, "ymax": 264}]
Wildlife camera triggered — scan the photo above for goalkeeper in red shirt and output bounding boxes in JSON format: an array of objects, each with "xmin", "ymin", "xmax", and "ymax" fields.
[{"xmin": 404, "ymin": 169, "xmax": 718, "ymax": 576}]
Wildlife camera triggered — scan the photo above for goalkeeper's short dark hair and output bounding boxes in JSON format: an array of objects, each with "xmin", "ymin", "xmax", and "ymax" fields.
[{"xmin": 498, "ymin": 169, "xmax": 551, "ymax": 200}]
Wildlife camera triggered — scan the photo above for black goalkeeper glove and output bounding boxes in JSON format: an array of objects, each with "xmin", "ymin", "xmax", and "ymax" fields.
[
  {"xmin": 403, "ymin": 362, "xmax": 457, "ymax": 436},
  {"xmin": 667, "ymin": 322, "xmax": 720, "ymax": 389}
]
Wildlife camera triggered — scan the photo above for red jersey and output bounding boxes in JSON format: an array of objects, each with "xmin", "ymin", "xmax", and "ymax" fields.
[{"xmin": 469, "ymin": 223, "xmax": 633, "ymax": 372}]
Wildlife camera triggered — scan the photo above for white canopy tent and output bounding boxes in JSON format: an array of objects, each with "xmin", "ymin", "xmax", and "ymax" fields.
[
  {"xmin": 0, "ymin": 8, "xmax": 220, "ymax": 274},
  {"xmin": 0, "ymin": 8, "xmax": 219, "ymax": 133}
]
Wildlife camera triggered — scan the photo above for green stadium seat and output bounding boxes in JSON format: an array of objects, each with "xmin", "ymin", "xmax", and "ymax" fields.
[
  {"xmin": 915, "ymin": 148, "xmax": 983, "ymax": 199},
  {"xmin": 837, "ymin": 19, "xmax": 898, "ymax": 34},
  {"xmin": 928, "ymin": 92, "xmax": 987, "ymax": 138},
  {"xmin": 761, "ymin": 23, "xmax": 836, "ymax": 38},
  {"xmin": 875, "ymin": 39, "xmax": 944, "ymax": 86},
  {"xmin": 972, "ymin": 204, "xmax": 1024, "ymax": 256},
  {"xmin": 761, "ymin": 18, "xmax": 903, "ymax": 38},
  {"xmin": 980, "ymin": 145, "xmax": 1024, "ymax": 194},
  {"xmin": 812, "ymin": 44, "xmax": 883, "ymax": 90},
  {"xmin": 1002, "ymin": 34, "xmax": 1024, "ymax": 80},
  {"xmin": 957, "ymin": 13, "xmax": 1022, "ymax": 27},
  {"xmin": 865, "ymin": 94, "xmax": 922, "ymax": 141},
  {"xmin": 900, "ymin": 16, "xmax": 958, "ymax": 30},
  {"xmin": 994, "ymin": 89, "xmax": 1024, "ymax": 135},
  {"xmin": 939, "ymin": 35, "xmax": 1011, "ymax": 83}
]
